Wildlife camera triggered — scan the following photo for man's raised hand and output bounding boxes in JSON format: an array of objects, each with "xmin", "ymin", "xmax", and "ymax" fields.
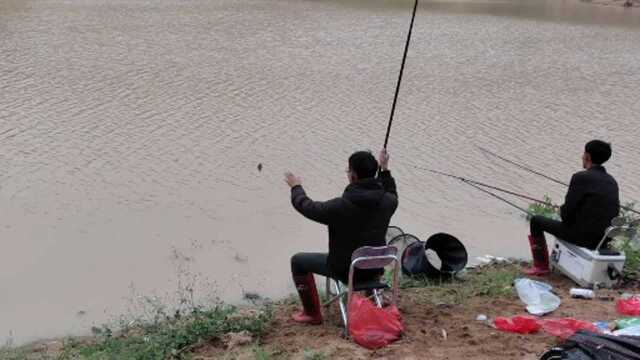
[
  {"xmin": 284, "ymin": 172, "xmax": 302, "ymax": 188},
  {"xmin": 378, "ymin": 149, "xmax": 390, "ymax": 171}
]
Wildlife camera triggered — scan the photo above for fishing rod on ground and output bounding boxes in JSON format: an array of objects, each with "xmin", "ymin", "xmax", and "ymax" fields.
[
  {"xmin": 382, "ymin": 0, "xmax": 419, "ymax": 150},
  {"xmin": 412, "ymin": 165, "xmax": 559, "ymax": 207},
  {"xmin": 476, "ymin": 145, "xmax": 640, "ymax": 216}
]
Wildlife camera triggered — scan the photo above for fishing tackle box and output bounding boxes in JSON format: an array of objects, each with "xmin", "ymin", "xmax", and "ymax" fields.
[
  {"xmin": 549, "ymin": 217, "xmax": 640, "ymax": 288},
  {"xmin": 550, "ymin": 238, "xmax": 625, "ymax": 289}
]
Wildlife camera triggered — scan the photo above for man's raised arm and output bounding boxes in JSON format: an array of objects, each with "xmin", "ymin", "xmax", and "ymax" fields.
[
  {"xmin": 286, "ymin": 172, "xmax": 337, "ymax": 225},
  {"xmin": 377, "ymin": 149, "xmax": 397, "ymax": 198}
]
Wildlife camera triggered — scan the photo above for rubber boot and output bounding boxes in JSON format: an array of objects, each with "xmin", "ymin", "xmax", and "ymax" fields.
[
  {"xmin": 523, "ymin": 234, "xmax": 550, "ymax": 276},
  {"xmin": 291, "ymin": 274, "xmax": 323, "ymax": 325}
]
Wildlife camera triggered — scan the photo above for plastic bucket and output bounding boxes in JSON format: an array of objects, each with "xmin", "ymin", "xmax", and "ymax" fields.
[
  {"xmin": 401, "ymin": 233, "xmax": 468, "ymax": 278},
  {"xmin": 425, "ymin": 233, "xmax": 468, "ymax": 274}
]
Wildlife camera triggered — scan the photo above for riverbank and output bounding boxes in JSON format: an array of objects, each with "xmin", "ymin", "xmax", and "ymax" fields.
[{"xmin": 3, "ymin": 262, "xmax": 638, "ymax": 360}]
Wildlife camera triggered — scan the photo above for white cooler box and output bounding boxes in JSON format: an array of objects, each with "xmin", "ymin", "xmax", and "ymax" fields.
[{"xmin": 550, "ymin": 237, "xmax": 625, "ymax": 289}]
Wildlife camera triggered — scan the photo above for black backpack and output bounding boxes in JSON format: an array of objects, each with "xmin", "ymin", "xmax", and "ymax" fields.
[{"xmin": 541, "ymin": 330, "xmax": 640, "ymax": 360}]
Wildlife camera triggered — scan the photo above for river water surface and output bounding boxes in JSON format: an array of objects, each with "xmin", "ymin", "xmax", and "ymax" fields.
[{"xmin": 1, "ymin": 0, "xmax": 639, "ymax": 345}]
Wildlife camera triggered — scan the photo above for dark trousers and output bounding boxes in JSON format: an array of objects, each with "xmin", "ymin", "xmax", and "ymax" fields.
[
  {"xmin": 530, "ymin": 215, "xmax": 574, "ymax": 241},
  {"xmin": 290, "ymin": 252, "xmax": 382, "ymax": 284},
  {"xmin": 291, "ymin": 252, "xmax": 330, "ymax": 278},
  {"xmin": 529, "ymin": 215, "xmax": 603, "ymax": 249}
]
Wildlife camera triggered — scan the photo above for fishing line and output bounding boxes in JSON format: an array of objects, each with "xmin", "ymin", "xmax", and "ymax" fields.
[
  {"xmin": 476, "ymin": 145, "xmax": 640, "ymax": 216},
  {"xmin": 383, "ymin": 0, "xmax": 419, "ymax": 149}
]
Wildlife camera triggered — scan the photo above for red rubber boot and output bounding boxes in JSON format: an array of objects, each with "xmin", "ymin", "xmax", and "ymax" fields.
[
  {"xmin": 523, "ymin": 235, "xmax": 550, "ymax": 276},
  {"xmin": 291, "ymin": 274, "xmax": 323, "ymax": 325}
]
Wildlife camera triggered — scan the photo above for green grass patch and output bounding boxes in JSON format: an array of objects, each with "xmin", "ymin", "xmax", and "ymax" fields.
[
  {"xmin": 29, "ymin": 304, "xmax": 274, "ymax": 360},
  {"xmin": 399, "ymin": 263, "xmax": 521, "ymax": 306},
  {"xmin": 303, "ymin": 349, "xmax": 327, "ymax": 360},
  {"xmin": 526, "ymin": 194, "xmax": 559, "ymax": 220},
  {"xmin": 612, "ymin": 235, "xmax": 640, "ymax": 281},
  {"xmin": 252, "ymin": 345, "xmax": 274, "ymax": 360}
]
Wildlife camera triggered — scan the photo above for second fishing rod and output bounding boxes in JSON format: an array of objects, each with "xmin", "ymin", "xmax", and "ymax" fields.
[
  {"xmin": 412, "ymin": 165, "xmax": 558, "ymax": 207},
  {"xmin": 477, "ymin": 145, "xmax": 640, "ymax": 216}
]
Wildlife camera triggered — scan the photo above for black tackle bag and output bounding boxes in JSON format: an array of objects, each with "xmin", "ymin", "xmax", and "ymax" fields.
[{"xmin": 541, "ymin": 330, "xmax": 640, "ymax": 360}]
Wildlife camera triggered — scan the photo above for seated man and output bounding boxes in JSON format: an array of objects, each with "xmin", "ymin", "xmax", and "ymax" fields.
[
  {"xmin": 284, "ymin": 149, "xmax": 398, "ymax": 325},
  {"xmin": 525, "ymin": 140, "xmax": 620, "ymax": 275}
]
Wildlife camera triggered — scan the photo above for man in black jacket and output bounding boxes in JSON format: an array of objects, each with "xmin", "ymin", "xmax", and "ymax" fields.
[
  {"xmin": 284, "ymin": 149, "xmax": 398, "ymax": 325},
  {"xmin": 525, "ymin": 140, "xmax": 620, "ymax": 276}
]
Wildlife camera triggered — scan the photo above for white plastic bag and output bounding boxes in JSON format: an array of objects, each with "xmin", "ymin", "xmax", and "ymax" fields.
[
  {"xmin": 514, "ymin": 278, "xmax": 561, "ymax": 316},
  {"xmin": 613, "ymin": 325, "xmax": 640, "ymax": 336}
]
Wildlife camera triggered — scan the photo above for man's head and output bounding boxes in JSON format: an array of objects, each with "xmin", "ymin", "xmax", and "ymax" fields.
[
  {"xmin": 583, "ymin": 140, "xmax": 612, "ymax": 169},
  {"xmin": 347, "ymin": 151, "xmax": 378, "ymax": 183}
]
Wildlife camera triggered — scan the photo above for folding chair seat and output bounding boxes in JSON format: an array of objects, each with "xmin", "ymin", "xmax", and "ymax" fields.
[
  {"xmin": 352, "ymin": 279, "xmax": 389, "ymax": 292},
  {"xmin": 323, "ymin": 245, "xmax": 400, "ymax": 335}
]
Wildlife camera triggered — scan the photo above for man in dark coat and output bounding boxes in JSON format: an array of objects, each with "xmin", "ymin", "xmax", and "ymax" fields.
[
  {"xmin": 525, "ymin": 140, "xmax": 620, "ymax": 276},
  {"xmin": 284, "ymin": 149, "xmax": 398, "ymax": 324}
]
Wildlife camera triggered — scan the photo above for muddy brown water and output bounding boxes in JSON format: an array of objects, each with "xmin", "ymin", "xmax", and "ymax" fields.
[{"xmin": 1, "ymin": 0, "xmax": 639, "ymax": 346}]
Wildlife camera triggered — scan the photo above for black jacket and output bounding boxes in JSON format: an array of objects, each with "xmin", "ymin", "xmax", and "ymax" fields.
[
  {"xmin": 290, "ymin": 171, "xmax": 398, "ymax": 283},
  {"xmin": 560, "ymin": 165, "xmax": 620, "ymax": 248}
]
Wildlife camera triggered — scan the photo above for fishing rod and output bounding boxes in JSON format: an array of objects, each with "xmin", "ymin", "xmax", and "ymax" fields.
[
  {"xmin": 383, "ymin": 0, "xmax": 419, "ymax": 149},
  {"xmin": 476, "ymin": 145, "xmax": 568, "ymax": 187},
  {"xmin": 476, "ymin": 145, "xmax": 640, "ymax": 216},
  {"xmin": 413, "ymin": 166, "xmax": 557, "ymax": 207},
  {"xmin": 462, "ymin": 179, "xmax": 532, "ymax": 216}
]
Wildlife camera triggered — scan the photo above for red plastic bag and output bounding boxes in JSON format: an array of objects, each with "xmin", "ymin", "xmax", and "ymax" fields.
[
  {"xmin": 348, "ymin": 294, "xmax": 403, "ymax": 349},
  {"xmin": 617, "ymin": 297, "xmax": 640, "ymax": 316},
  {"xmin": 539, "ymin": 318, "xmax": 599, "ymax": 339},
  {"xmin": 494, "ymin": 315, "xmax": 541, "ymax": 334}
]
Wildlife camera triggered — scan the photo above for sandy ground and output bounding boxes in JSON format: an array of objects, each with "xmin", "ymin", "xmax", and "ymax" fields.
[{"xmin": 198, "ymin": 272, "xmax": 636, "ymax": 360}]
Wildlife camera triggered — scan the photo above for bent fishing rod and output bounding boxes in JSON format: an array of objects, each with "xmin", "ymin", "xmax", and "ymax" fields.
[
  {"xmin": 476, "ymin": 145, "xmax": 640, "ymax": 216},
  {"xmin": 383, "ymin": 0, "xmax": 419, "ymax": 149},
  {"xmin": 413, "ymin": 166, "xmax": 557, "ymax": 207}
]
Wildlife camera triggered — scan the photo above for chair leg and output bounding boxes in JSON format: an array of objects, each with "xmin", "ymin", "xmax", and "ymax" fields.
[
  {"xmin": 325, "ymin": 277, "xmax": 331, "ymax": 299},
  {"xmin": 335, "ymin": 281, "xmax": 348, "ymax": 331},
  {"xmin": 372, "ymin": 289, "xmax": 383, "ymax": 307},
  {"xmin": 323, "ymin": 292, "xmax": 345, "ymax": 307}
]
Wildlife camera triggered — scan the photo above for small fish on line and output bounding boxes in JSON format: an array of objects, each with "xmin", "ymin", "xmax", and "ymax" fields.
[{"xmin": 257, "ymin": 163, "xmax": 263, "ymax": 172}]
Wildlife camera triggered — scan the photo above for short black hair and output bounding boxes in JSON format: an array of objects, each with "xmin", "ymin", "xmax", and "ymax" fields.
[
  {"xmin": 585, "ymin": 140, "xmax": 612, "ymax": 165},
  {"xmin": 348, "ymin": 151, "xmax": 378, "ymax": 179}
]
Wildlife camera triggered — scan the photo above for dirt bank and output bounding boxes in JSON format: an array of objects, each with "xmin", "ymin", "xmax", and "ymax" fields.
[
  {"xmin": 200, "ymin": 265, "xmax": 635, "ymax": 360},
  {"xmin": 4, "ymin": 263, "xmax": 638, "ymax": 360}
]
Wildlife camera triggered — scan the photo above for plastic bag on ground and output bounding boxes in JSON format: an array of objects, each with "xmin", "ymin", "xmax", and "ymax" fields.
[
  {"xmin": 613, "ymin": 325, "xmax": 640, "ymax": 336},
  {"xmin": 617, "ymin": 297, "xmax": 640, "ymax": 316},
  {"xmin": 540, "ymin": 318, "xmax": 599, "ymax": 339},
  {"xmin": 494, "ymin": 315, "xmax": 541, "ymax": 334},
  {"xmin": 348, "ymin": 293, "xmax": 403, "ymax": 349},
  {"xmin": 616, "ymin": 318, "xmax": 640, "ymax": 330},
  {"xmin": 515, "ymin": 278, "xmax": 561, "ymax": 315}
]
